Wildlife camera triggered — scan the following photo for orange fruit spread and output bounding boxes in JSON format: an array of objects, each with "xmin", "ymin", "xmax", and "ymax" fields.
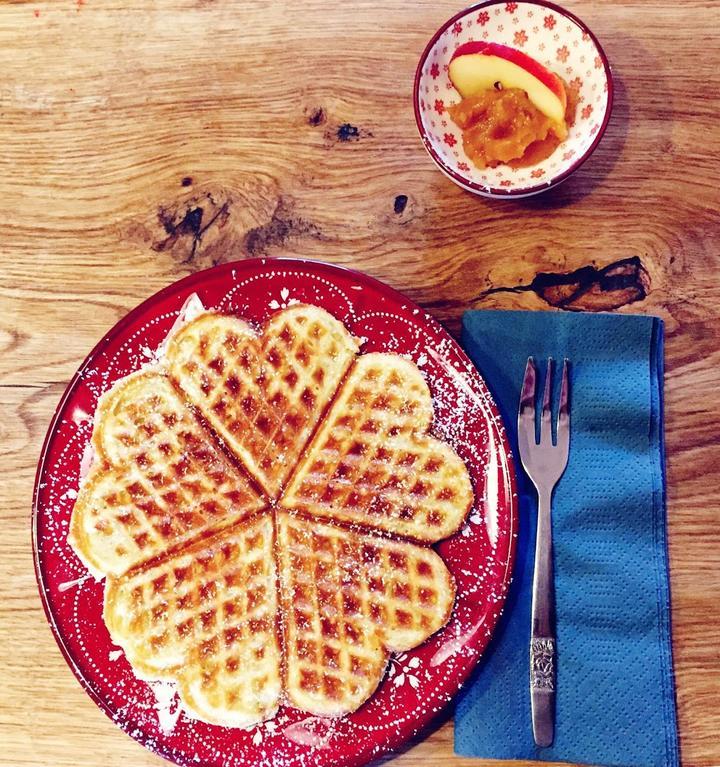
[{"xmin": 447, "ymin": 87, "xmax": 570, "ymax": 170}]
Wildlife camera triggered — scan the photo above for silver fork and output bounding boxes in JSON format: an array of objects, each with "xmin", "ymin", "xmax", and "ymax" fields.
[{"xmin": 517, "ymin": 357, "xmax": 570, "ymax": 748}]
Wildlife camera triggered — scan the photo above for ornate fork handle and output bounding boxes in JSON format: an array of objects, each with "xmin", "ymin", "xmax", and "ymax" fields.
[{"xmin": 531, "ymin": 637, "xmax": 556, "ymax": 690}]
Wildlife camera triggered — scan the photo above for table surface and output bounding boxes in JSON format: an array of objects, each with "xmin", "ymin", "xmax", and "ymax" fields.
[{"xmin": 1, "ymin": 1, "xmax": 719, "ymax": 766}]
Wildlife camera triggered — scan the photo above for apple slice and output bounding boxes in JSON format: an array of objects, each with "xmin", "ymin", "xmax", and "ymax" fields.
[{"xmin": 449, "ymin": 42, "xmax": 567, "ymax": 124}]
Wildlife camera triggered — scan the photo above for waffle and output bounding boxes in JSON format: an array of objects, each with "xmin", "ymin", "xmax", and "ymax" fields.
[
  {"xmin": 276, "ymin": 511, "xmax": 455, "ymax": 716},
  {"xmin": 68, "ymin": 303, "xmax": 472, "ymax": 726},
  {"xmin": 282, "ymin": 353, "xmax": 473, "ymax": 541},
  {"xmin": 69, "ymin": 371, "xmax": 264, "ymax": 577},
  {"xmin": 165, "ymin": 306, "xmax": 359, "ymax": 497},
  {"xmin": 104, "ymin": 514, "xmax": 281, "ymax": 727}
]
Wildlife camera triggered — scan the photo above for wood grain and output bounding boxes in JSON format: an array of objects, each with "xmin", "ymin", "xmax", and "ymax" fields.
[{"xmin": 1, "ymin": 1, "xmax": 719, "ymax": 766}]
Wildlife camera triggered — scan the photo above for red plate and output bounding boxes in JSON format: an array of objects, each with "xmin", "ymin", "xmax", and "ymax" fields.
[{"xmin": 33, "ymin": 258, "xmax": 517, "ymax": 767}]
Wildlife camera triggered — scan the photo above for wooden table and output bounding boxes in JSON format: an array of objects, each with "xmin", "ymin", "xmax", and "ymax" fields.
[{"xmin": 2, "ymin": 1, "xmax": 718, "ymax": 765}]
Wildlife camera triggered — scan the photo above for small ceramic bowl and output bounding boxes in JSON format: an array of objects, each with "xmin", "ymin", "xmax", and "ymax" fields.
[{"xmin": 413, "ymin": 0, "xmax": 613, "ymax": 198}]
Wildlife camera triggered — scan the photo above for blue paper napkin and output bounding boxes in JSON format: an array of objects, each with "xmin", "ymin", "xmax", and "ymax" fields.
[{"xmin": 455, "ymin": 310, "xmax": 678, "ymax": 767}]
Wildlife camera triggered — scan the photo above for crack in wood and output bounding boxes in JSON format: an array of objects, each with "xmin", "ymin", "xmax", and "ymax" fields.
[
  {"xmin": 476, "ymin": 256, "xmax": 651, "ymax": 311},
  {"xmin": 153, "ymin": 194, "xmax": 230, "ymax": 262}
]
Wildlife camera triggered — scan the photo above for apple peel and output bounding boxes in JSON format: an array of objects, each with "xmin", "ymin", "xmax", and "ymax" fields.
[{"xmin": 449, "ymin": 42, "xmax": 567, "ymax": 124}]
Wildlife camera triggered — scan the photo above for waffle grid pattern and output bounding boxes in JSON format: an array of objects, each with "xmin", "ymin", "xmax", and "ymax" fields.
[
  {"xmin": 105, "ymin": 514, "xmax": 281, "ymax": 726},
  {"xmin": 70, "ymin": 372, "xmax": 263, "ymax": 577},
  {"xmin": 277, "ymin": 511, "xmax": 455, "ymax": 715},
  {"xmin": 167, "ymin": 307, "xmax": 359, "ymax": 496},
  {"xmin": 283, "ymin": 353, "xmax": 473, "ymax": 541}
]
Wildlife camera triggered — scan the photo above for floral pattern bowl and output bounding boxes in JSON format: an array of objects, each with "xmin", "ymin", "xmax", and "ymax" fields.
[{"xmin": 413, "ymin": 0, "xmax": 613, "ymax": 198}]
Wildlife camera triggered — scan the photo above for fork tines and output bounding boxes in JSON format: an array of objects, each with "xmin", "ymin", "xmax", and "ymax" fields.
[{"xmin": 517, "ymin": 358, "xmax": 570, "ymax": 478}]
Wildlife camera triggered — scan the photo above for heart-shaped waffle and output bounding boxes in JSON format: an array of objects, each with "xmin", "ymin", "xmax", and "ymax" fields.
[
  {"xmin": 276, "ymin": 511, "xmax": 455, "ymax": 715},
  {"xmin": 165, "ymin": 305, "xmax": 359, "ymax": 497},
  {"xmin": 104, "ymin": 514, "xmax": 281, "ymax": 727},
  {"xmin": 70, "ymin": 371, "xmax": 264, "ymax": 577},
  {"xmin": 282, "ymin": 353, "xmax": 473, "ymax": 541},
  {"xmin": 69, "ymin": 305, "xmax": 473, "ymax": 727}
]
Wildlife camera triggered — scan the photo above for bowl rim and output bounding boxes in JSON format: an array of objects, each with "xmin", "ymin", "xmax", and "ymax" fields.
[{"xmin": 413, "ymin": 0, "xmax": 614, "ymax": 198}]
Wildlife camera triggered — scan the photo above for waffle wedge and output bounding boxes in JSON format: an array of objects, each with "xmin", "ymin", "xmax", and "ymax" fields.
[
  {"xmin": 104, "ymin": 514, "xmax": 281, "ymax": 727},
  {"xmin": 166, "ymin": 306, "xmax": 359, "ymax": 497},
  {"xmin": 276, "ymin": 511, "xmax": 455, "ymax": 716},
  {"xmin": 282, "ymin": 353, "xmax": 473, "ymax": 541},
  {"xmin": 69, "ymin": 371, "xmax": 264, "ymax": 577}
]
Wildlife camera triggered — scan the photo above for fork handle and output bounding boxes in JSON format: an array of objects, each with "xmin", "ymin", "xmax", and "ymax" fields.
[{"xmin": 530, "ymin": 487, "xmax": 556, "ymax": 747}]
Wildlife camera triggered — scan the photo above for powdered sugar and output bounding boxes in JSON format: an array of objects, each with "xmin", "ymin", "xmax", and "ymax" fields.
[
  {"xmin": 79, "ymin": 442, "xmax": 95, "ymax": 483},
  {"xmin": 282, "ymin": 717, "xmax": 335, "ymax": 749},
  {"xmin": 148, "ymin": 680, "xmax": 182, "ymax": 735}
]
